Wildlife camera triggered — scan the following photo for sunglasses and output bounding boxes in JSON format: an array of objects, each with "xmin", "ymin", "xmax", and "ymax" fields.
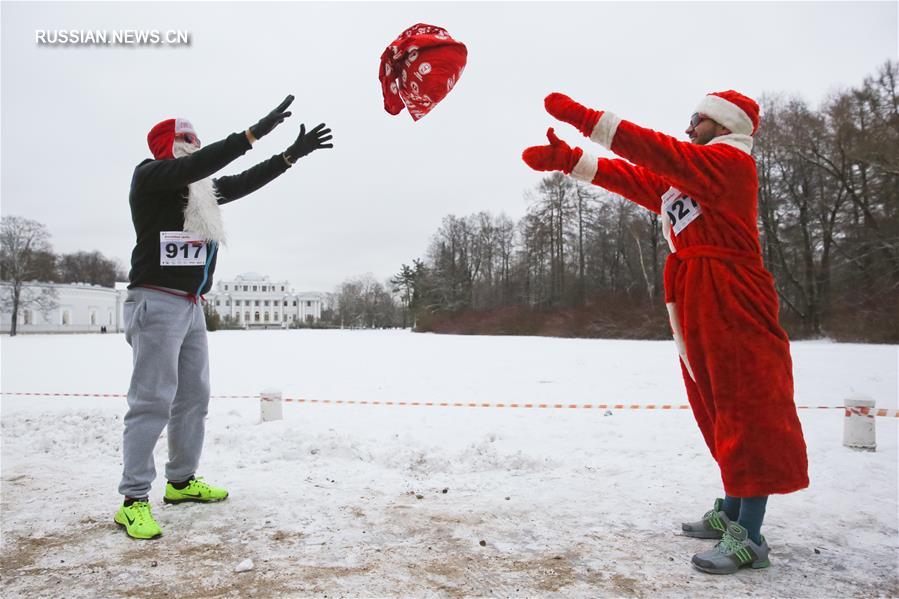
[
  {"xmin": 689, "ymin": 113, "xmax": 709, "ymax": 129},
  {"xmin": 176, "ymin": 133, "xmax": 200, "ymax": 145}
]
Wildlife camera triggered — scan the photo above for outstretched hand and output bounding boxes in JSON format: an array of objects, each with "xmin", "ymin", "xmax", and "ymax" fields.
[
  {"xmin": 250, "ymin": 95, "xmax": 294, "ymax": 140},
  {"xmin": 545, "ymin": 93, "xmax": 603, "ymax": 137},
  {"xmin": 522, "ymin": 128, "xmax": 582, "ymax": 174},
  {"xmin": 284, "ymin": 123, "xmax": 333, "ymax": 164}
]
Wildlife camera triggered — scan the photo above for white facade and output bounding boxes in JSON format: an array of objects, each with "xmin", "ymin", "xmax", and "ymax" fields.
[
  {"xmin": 205, "ymin": 272, "xmax": 325, "ymax": 328},
  {"xmin": 0, "ymin": 281, "xmax": 127, "ymax": 334}
]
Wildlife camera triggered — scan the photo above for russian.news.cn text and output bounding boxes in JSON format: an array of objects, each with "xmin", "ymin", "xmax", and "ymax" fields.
[{"xmin": 36, "ymin": 30, "xmax": 191, "ymax": 46}]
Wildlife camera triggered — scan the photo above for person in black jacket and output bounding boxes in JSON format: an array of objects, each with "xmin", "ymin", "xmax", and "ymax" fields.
[{"xmin": 114, "ymin": 96, "xmax": 332, "ymax": 540}]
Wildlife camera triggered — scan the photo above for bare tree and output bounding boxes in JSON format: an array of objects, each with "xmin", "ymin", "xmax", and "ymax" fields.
[
  {"xmin": 335, "ymin": 273, "xmax": 399, "ymax": 328},
  {"xmin": 0, "ymin": 216, "xmax": 58, "ymax": 336},
  {"xmin": 756, "ymin": 63, "xmax": 899, "ymax": 338}
]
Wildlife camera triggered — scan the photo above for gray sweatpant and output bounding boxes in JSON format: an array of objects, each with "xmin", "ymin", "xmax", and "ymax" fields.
[{"xmin": 118, "ymin": 287, "xmax": 210, "ymax": 498}]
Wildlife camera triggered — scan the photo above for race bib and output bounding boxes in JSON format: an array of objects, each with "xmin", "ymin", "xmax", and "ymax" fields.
[
  {"xmin": 661, "ymin": 187, "xmax": 702, "ymax": 235},
  {"xmin": 160, "ymin": 231, "xmax": 207, "ymax": 266}
]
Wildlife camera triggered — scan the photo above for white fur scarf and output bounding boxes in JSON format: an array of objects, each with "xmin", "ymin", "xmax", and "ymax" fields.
[{"xmin": 173, "ymin": 140, "xmax": 228, "ymax": 245}]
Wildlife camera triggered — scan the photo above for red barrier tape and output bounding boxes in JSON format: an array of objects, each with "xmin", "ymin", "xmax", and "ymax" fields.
[{"xmin": 2, "ymin": 391, "xmax": 897, "ymax": 417}]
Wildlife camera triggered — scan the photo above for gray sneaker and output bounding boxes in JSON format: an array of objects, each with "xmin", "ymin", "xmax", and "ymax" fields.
[
  {"xmin": 691, "ymin": 523, "xmax": 771, "ymax": 574},
  {"xmin": 681, "ymin": 498, "xmax": 732, "ymax": 539}
]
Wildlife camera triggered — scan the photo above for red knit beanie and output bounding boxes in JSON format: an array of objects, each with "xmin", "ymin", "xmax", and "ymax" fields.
[
  {"xmin": 147, "ymin": 118, "xmax": 197, "ymax": 159},
  {"xmin": 695, "ymin": 90, "xmax": 760, "ymax": 135}
]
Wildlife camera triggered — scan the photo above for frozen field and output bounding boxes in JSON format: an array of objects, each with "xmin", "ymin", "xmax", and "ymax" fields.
[{"xmin": 1, "ymin": 330, "xmax": 897, "ymax": 597}]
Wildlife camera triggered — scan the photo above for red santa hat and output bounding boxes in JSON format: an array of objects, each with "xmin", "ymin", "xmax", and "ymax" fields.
[
  {"xmin": 694, "ymin": 90, "xmax": 760, "ymax": 136},
  {"xmin": 147, "ymin": 117, "xmax": 197, "ymax": 159}
]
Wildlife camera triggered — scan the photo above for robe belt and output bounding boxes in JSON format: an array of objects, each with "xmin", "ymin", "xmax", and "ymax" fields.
[{"xmin": 663, "ymin": 245, "xmax": 762, "ymax": 303}]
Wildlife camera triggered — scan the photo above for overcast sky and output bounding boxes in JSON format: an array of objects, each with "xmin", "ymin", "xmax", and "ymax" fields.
[{"xmin": 2, "ymin": 1, "xmax": 897, "ymax": 292}]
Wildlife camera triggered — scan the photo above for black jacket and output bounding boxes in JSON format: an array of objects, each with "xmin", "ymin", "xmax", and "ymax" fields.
[{"xmin": 127, "ymin": 132, "xmax": 289, "ymax": 295}]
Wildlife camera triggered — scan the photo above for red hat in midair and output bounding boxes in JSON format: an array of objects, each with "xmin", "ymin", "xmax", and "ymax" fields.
[{"xmin": 379, "ymin": 23, "xmax": 467, "ymax": 121}]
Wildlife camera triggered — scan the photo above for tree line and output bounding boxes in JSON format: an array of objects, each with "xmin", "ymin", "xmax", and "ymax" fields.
[{"xmin": 396, "ymin": 62, "xmax": 899, "ymax": 342}]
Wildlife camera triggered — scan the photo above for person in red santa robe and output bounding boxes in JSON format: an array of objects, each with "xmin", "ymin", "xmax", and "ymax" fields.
[{"xmin": 522, "ymin": 90, "xmax": 809, "ymax": 574}]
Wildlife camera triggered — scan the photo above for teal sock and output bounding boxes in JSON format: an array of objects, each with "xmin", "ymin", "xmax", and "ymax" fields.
[
  {"xmin": 737, "ymin": 496, "xmax": 768, "ymax": 545},
  {"xmin": 722, "ymin": 494, "xmax": 741, "ymax": 521}
]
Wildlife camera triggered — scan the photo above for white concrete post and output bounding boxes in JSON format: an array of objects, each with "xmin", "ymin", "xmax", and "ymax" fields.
[
  {"xmin": 843, "ymin": 395, "xmax": 876, "ymax": 451},
  {"xmin": 260, "ymin": 389, "xmax": 283, "ymax": 423}
]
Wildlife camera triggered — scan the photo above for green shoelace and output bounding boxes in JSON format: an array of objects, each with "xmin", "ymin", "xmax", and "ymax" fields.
[
  {"xmin": 186, "ymin": 477, "xmax": 212, "ymax": 493},
  {"xmin": 131, "ymin": 501, "xmax": 153, "ymax": 524},
  {"xmin": 716, "ymin": 531, "xmax": 744, "ymax": 555}
]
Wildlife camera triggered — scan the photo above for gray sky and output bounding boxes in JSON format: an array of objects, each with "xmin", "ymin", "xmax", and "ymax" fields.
[{"xmin": 2, "ymin": 1, "xmax": 897, "ymax": 292}]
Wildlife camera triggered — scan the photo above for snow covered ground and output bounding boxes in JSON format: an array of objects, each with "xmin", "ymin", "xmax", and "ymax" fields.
[{"xmin": 1, "ymin": 330, "xmax": 897, "ymax": 598}]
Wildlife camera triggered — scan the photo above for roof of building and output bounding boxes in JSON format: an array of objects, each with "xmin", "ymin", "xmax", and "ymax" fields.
[{"xmin": 234, "ymin": 272, "xmax": 267, "ymax": 281}]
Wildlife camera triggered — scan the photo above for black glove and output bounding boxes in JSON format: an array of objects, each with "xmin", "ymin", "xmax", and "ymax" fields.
[
  {"xmin": 283, "ymin": 123, "xmax": 333, "ymax": 164},
  {"xmin": 249, "ymin": 95, "xmax": 293, "ymax": 140}
]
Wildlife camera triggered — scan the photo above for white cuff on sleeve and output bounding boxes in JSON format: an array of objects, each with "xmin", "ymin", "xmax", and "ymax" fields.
[
  {"xmin": 570, "ymin": 151, "xmax": 598, "ymax": 182},
  {"xmin": 589, "ymin": 112, "xmax": 622, "ymax": 150}
]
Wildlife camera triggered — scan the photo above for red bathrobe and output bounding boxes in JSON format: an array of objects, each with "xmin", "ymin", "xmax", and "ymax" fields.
[{"xmin": 571, "ymin": 116, "xmax": 809, "ymax": 497}]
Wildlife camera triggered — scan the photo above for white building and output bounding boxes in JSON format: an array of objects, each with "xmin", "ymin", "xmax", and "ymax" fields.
[
  {"xmin": 0, "ymin": 281, "xmax": 127, "ymax": 334},
  {"xmin": 205, "ymin": 272, "xmax": 325, "ymax": 329},
  {"xmin": 1, "ymin": 274, "xmax": 326, "ymax": 333}
]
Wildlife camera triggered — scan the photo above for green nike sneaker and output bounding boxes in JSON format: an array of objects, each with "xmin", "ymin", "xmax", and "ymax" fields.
[
  {"xmin": 681, "ymin": 497, "xmax": 732, "ymax": 539},
  {"xmin": 691, "ymin": 523, "xmax": 771, "ymax": 574},
  {"xmin": 114, "ymin": 500, "xmax": 162, "ymax": 540},
  {"xmin": 163, "ymin": 476, "xmax": 229, "ymax": 504}
]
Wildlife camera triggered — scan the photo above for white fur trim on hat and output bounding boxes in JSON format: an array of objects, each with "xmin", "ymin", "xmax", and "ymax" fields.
[
  {"xmin": 695, "ymin": 95, "xmax": 753, "ymax": 136},
  {"xmin": 571, "ymin": 151, "xmax": 598, "ymax": 182},
  {"xmin": 175, "ymin": 118, "xmax": 196, "ymax": 135},
  {"xmin": 589, "ymin": 111, "xmax": 622, "ymax": 150}
]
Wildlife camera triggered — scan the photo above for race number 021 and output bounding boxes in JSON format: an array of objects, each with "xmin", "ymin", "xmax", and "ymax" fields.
[{"xmin": 661, "ymin": 189, "xmax": 702, "ymax": 236}]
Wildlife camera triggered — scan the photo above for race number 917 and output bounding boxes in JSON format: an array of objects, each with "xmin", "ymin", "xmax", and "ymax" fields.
[
  {"xmin": 166, "ymin": 242, "xmax": 203, "ymax": 260},
  {"xmin": 160, "ymin": 231, "xmax": 207, "ymax": 266}
]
